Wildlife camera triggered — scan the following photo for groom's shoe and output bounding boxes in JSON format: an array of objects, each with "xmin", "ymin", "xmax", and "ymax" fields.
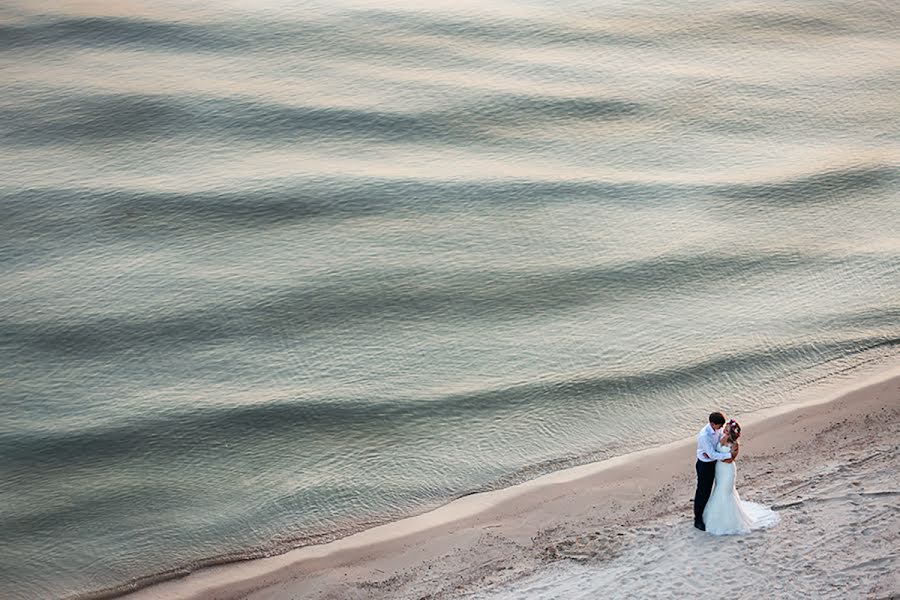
[{"xmin": 694, "ymin": 521, "xmax": 706, "ymax": 531}]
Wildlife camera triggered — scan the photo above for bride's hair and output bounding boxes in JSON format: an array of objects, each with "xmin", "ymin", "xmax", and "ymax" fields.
[{"xmin": 727, "ymin": 419, "xmax": 741, "ymax": 442}]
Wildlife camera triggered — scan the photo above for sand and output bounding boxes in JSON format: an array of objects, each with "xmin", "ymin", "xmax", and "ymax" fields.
[{"xmin": 123, "ymin": 363, "xmax": 900, "ymax": 600}]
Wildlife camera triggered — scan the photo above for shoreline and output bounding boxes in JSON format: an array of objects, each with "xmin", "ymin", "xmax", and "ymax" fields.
[{"xmin": 121, "ymin": 360, "xmax": 900, "ymax": 600}]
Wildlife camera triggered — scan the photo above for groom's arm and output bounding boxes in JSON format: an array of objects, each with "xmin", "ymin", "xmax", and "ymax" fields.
[
  {"xmin": 721, "ymin": 442, "xmax": 738, "ymax": 463},
  {"xmin": 700, "ymin": 433, "xmax": 732, "ymax": 461}
]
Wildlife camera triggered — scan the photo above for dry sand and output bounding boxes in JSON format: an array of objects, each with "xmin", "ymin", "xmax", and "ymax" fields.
[{"xmin": 125, "ymin": 364, "xmax": 900, "ymax": 600}]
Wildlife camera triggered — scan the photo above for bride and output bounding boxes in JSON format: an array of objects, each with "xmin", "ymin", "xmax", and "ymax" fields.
[{"xmin": 702, "ymin": 419, "xmax": 780, "ymax": 535}]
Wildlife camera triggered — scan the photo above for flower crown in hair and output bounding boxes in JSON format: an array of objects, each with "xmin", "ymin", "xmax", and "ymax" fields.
[{"xmin": 727, "ymin": 419, "xmax": 741, "ymax": 440}]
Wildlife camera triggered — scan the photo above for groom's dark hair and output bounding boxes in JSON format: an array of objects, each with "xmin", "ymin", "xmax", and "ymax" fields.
[{"xmin": 709, "ymin": 412, "xmax": 726, "ymax": 425}]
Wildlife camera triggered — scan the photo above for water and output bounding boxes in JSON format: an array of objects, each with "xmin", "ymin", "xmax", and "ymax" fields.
[{"xmin": 1, "ymin": 1, "xmax": 898, "ymax": 598}]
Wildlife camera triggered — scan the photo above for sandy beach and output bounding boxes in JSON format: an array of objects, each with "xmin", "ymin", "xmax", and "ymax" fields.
[{"xmin": 124, "ymin": 364, "xmax": 900, "ymax": 600}]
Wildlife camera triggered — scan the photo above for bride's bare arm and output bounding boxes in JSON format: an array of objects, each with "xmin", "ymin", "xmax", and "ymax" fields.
[{"xmin": 731, "ymin": 441, "xmax": 740, "ymax": 461}]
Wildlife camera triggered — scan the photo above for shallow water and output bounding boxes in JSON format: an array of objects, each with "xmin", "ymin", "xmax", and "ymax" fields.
[{"xmin": 1, "ymin": 0, "xmax": 899, "ymax": 598}]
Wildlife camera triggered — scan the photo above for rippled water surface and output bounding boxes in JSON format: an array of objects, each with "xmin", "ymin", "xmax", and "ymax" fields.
[{"xmin": 1, "ymin": 0, "xmax": 899, "ymax": 598}]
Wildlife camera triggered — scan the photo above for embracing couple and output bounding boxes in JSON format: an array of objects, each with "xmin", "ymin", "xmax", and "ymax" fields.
[{"xmin": 693, "ymin": 412, "xmax": 780, "ymax": 535}]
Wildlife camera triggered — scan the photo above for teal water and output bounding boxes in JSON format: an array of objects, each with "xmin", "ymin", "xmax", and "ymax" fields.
[{"xmin": 1, "ymin": 0, "xmax": 899, "ymax": 598}]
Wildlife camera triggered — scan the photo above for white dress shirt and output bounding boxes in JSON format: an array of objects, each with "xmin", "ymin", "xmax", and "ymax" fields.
[{"xmin": 696, "ymin": 423, "xmax": 732, "ymax": 462}]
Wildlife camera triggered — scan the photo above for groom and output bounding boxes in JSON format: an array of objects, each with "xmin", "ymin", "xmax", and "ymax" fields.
[{"xmin": 693, "ymin": 412, "xmax": 733, "ymax": 531}]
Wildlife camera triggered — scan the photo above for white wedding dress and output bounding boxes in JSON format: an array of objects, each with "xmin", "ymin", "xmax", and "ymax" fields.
[{"xmin": 702, "ymin": 441, "xmax": 780, "ymax": 535}]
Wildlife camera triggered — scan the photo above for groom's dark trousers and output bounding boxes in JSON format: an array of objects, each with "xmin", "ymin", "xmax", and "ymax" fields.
[{"xmin": 694, "ymin": 459, "xmax": 717, "ymax": 525}]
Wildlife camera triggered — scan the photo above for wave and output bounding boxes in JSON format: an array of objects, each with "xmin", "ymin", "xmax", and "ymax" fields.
[
  {"xmin": 362, "ymin": 5, "xmax": 898, "ymax": 42},
  {"xmin": 716, "ymin": 164, "xmax": 900, "ymax": 205},
  {"xmin": 4, "ymin": 332, "xmax": 898, "ymax": 469},
  {"xmin": 726, "ymin": 9, "xmax": 883, "ymax": 37},
  {"xmin": 0, "ymin": 13, "xmax": 653, "ymax": 56},
  {"xmin": 0, "ymin": 482, "xmax": 177, "ymax": 542},
  {"xmin": 3, "ymin": 4, "xmax": 892, "ymax": 58},
  {"xmin": 0, "ymin": 16, "xmax": 253, "ymax": 53},
  {"xmin": 0, "ymin": 178, "xmax": 653, "ymax": 241},
  {"xmin": 4, "ymin": 158, "xmax": 896, "ymax": 241},
  {"xmin": 1, "ymin": 248, "xmax": 845, "ymax": 357},
  {"xmin": 829, "ymin": 305, "xmax": 900, "ymax": 330},
  {"xmin": 0, "ymin": 89, "xmax": 649, "ymax": 148},
  {"xmin": 0, "ymin": 11, "xmax": 650, "ymax": 65}
]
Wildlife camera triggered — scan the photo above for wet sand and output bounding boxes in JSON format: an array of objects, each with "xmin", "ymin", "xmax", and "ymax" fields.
[{"xmin": 124, "ymin": 364, "xmax": 900, "ymax": 600}]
